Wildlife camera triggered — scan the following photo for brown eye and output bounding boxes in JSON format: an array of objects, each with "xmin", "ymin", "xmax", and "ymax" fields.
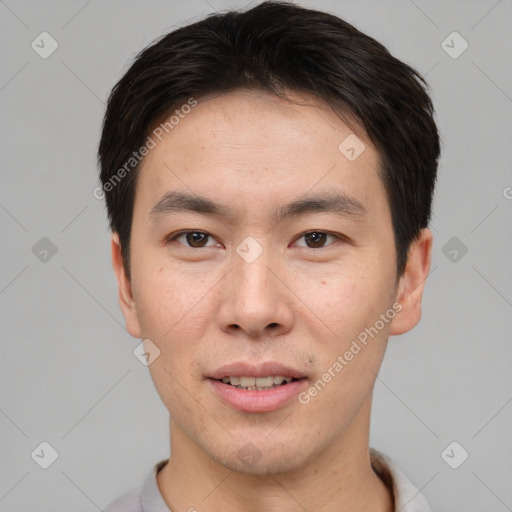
[
  {"xmin": 304, "ymin": 232, "xmax": 328, "ymax": 248},
  {"xmin": 295, "ymin": 231, "xmax": 341, "ymax": 249},
  {"xmin": 167, "ymin": 231, "xmax": 216, "ymax": 248},
  {"xmin": 185, "ymin": 232, "xmax": 209, "ymax": 247}
]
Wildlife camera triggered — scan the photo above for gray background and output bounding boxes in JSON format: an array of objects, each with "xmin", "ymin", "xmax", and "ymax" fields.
[{"xmin": 1, "ymin": 0, "xmax": 511, "ymax": 510}]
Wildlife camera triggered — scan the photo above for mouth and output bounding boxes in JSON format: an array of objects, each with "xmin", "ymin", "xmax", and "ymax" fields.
[
  {"xmin": 206, "ymin": 373, "xmax": 309, "ymax": 412},
  {"xmin": 206, "ymin": 362, "xmax": 309, "ymax": 412},
  {"xmin": 212, "ymin": 375, "xmax": 305, "ymax": 391}
]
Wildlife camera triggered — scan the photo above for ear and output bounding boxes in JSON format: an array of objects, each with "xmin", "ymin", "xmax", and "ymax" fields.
[
  {"xmin": 111, "ymin": 232, "xmax": 142, "ymax": 338},
  {"xmin": 389, "ymin": 228, "xmax": 433, "ymax": 336}
]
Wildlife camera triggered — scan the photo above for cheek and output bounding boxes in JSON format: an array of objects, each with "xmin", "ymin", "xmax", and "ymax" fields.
[
  {"xmin": 131, "ymin": 249, "xmax": 208, "ymax": 336},
  {"xmin": 299, "ymin": 258, "xmax": 393, "ymax": 338},
  {"xmin": 297, "ymin": 259, "xmax": 395, "ymax": 392},
  {"xmin": 133, "ymin": 267, "xmax": 210, "ymax": 411},
  {"xmin": 132, "ymin": 262, "xmax": 223, "ymax": 386}
]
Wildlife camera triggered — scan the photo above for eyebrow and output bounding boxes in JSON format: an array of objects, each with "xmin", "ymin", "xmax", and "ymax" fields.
[{"xmin": 149, "ymin": 190, "xmax": 367, "ymax": 224}]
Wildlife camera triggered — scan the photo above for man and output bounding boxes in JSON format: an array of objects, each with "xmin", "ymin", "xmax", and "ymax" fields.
[{"xmin": 98, "ymin": 1, "xmax": 440, "ymax": 510}]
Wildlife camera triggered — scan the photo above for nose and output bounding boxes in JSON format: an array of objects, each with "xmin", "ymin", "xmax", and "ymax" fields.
[{"xmin": 217, "ymin": 251, "xmax": 295, "ymax": 339}]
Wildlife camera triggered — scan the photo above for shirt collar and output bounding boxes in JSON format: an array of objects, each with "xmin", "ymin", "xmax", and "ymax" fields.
[
  {"xmin": 141, "ymin": 459, "xmax": 172, "ymax": 512},
  {"xmin": 370, "ymin": 448, "xmax": 433, "ymax": 511}
]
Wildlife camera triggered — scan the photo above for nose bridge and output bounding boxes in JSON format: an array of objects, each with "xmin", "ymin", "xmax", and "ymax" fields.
[
  {"xmin": 233, "ymin": 244, "xmax": 276, "ymax": 305},
  {"xmin": 218, "ymin": 239, "xmax": 293, "ymax": 336}
]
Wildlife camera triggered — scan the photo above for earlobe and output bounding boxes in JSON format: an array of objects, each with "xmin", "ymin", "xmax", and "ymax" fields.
[
  {"xmin": 389, "ymin": 228, "xmax": 433, "ymax": 336},
  {"xmin": 111, "ymin": 232, "xmax": 142, "ymax": 338}
]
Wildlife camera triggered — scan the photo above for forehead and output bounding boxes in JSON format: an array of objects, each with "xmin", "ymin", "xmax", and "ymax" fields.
[
  {"xmin": 136, "ymin": 89, "xmax": 387, "ymax": 220},
  {"xmin": 162, "ymin": 88, "xmax": 372, "ymax": 157}
]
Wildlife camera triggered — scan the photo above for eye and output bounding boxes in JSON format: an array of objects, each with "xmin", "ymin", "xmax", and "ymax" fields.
[
  {"xmin": 166, "ymin": 230, "xmax": 348, "ymax": 250},
  {"xmin": 294, "ymin": 231, "xmax": 344, "ymax": 249},
  {"xmin": 166, "ymin": 230, "xmax": 218, "ymax": 248}
]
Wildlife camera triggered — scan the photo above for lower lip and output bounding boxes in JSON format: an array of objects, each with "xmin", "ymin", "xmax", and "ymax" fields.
[{"xmin": 207, "ymin": 378, "xmax": 308, "ymax": 413}]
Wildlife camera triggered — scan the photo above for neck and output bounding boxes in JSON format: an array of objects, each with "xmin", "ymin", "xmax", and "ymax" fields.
[{"xmin": 157, "ymin": 396, "xmax": 393, "ymax": 512}]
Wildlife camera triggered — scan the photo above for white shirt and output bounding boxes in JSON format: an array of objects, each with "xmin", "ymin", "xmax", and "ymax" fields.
[{"xmin": 103, "ymin": 448, "xmax": 433, "ymax": 511}]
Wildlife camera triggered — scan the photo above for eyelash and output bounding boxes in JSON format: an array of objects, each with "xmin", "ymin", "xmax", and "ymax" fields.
[{"xmin": 165, "ymin": 230, "xmax": 348, "ymax": 249}]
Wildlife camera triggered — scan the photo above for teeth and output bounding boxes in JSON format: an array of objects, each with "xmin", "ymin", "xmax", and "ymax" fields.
[
  {"xmin": 256, "ymin": 376, "xmax": 273, "ymax": 387},
  {"xmin": 220, "ymin": 375, "xmax": 295, "ymax": 388},
  {"xmin": 239, "ymin": 376, "xmax": 255, "ymax": 387},
  {"xmin": 221, "ymin": 376, "xmax": 243, "ymax": 385}
]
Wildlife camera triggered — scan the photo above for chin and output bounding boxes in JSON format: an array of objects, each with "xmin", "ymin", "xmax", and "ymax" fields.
[{"xmin": 208, "ymin": 439, "xmax": 311, "ymax": 476}]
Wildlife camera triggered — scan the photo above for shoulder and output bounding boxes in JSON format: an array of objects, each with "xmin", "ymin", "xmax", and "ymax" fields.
[
  {"xmin": 101, "ymin": 459, "xmax": 169, "ymax": 512},
  {"xmin": 102, "ymin": 486, "xmax": 143, "ymax": 512}
]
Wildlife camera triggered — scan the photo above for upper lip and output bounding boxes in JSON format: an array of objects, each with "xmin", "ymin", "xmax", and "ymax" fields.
[{"xmin": 207, "ymin": 361, "xmax": 307, "ymax": 380}]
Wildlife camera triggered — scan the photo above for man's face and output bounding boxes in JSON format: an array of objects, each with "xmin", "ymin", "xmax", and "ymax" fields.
[{"xmin": 115, "ymin": 89, "xmax": 418, "ymax": 475}]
